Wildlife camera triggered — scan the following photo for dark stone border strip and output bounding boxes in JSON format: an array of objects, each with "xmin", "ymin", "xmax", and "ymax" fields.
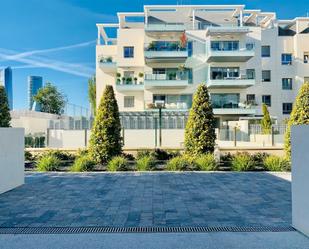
[{"xmin": 0, "ymin": 226, "xmax": 295, "ymax": 234}]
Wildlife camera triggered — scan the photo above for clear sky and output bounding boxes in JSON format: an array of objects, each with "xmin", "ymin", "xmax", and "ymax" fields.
[{"xmin": 0, "ymin": 0, "xmax": 308, "ymax": 111}]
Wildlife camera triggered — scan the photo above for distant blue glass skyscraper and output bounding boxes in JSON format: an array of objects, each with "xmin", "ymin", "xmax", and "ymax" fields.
[
  {"xmin": 0, "ymin": 67, "xmax": 13, "ymax": 110},
  {"xmin": 28, "ymin": 76, "xmax": 43, "ymax": 110}
]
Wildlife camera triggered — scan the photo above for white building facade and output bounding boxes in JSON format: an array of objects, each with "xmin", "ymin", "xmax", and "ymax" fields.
[{"xmin": 96, "ymin": 5, "xmax": 309, "ymax": 128}]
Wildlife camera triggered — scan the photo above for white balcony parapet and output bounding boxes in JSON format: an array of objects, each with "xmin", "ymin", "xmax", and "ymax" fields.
[
  {"xmin": 144, "ymin": 73, "xmax": 189, "ymax": 89},
  {"xmin": 208, "ymin": 77, "xmax": 255, "ymax": 88},
  {"xmin": 206, "ymin": 47, "xmax": 255, "ymax": 62},
  {"xmin": 145, "ymin": 23, "xmax": 186, "ymax": 32},
  {"xmin": 116, "ymin": 83, "xmax": 144, "ymax": 92},
  {"xmin": 213, "ymin": 107, "xmax": 256, "ymax": 115},
  {"xmin": 206, "ymin": 26, "xmax": 250, "ymax": 36}
]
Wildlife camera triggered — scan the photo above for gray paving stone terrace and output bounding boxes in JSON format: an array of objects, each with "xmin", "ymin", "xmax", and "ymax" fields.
[{"xmin": 0, "ymin": 172, "xmax": 291, "ymax": 228}]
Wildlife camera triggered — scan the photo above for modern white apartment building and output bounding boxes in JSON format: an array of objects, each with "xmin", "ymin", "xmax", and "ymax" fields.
[{"xmin": 96, "ymin": 5, "xmax": 309, "ymax": 128}]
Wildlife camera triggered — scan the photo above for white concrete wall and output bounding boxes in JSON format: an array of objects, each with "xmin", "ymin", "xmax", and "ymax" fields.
[
  {"xmin": 292, "ymin": 125, "xmax": 309, "ymax": 237},
  {"xmin": 0, "ymin": 128, "xmax": 24, "ymax": 194},
  {"xmin": 48, "ymin": 130, "xmax": 89, "ymax": 149}
]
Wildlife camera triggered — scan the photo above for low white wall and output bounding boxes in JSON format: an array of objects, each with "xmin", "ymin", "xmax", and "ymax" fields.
[
  {"xmin": 48, "ymin": 130, "xmax": 89, "ymax": 149},
  {"xmin": 292, "ymin": 125, "xmax": 309, "ymax": 236},
  {"xmin": 0, "ymin": 128, "xmax": 24, "ymax": 194},
  {"xmin": 249, "ymin": 134, "xmax": 284, "ymax": 146}
]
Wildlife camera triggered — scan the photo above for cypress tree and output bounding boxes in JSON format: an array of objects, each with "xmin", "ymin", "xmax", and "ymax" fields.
[
  {"xmin": 89, "ymin": 85, "xmax": 122, "ymax": 164},
  {"xmin": 0, "ymin": 86, "xmax": 11, "ymax": 127},
  {"xmin": 285, "ymin": 82, "xmax": 309, "ymax": 160},
  {"xmin": 184, "ymin": 84, "xmax": 216, "ymax": 155},
  {"xmin": 261, "ymin": 104, "xmax": 272, "ymax": 134}
]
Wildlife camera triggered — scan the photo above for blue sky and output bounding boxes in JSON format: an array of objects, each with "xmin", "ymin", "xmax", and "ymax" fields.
[{"xmin": 0, "ymin": 0, "xmax": 308, "ymax": 111}]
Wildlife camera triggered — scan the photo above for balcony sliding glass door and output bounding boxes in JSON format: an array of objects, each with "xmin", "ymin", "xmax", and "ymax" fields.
[
  {"xmin": 211, "ymin": 94, "xmax": 240, "ymax": 109},
  {"xmin": 210, "ymin": 67, "xmax": 240, "ymax": 80},
  {"xmin": 210, "ymin": 41, "xmax": 239, "ymax": 51}
]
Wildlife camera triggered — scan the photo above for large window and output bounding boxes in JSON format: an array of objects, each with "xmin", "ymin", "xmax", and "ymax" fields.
[
  {"xmin": 261, "ymin": 46, "xmax": 271, "ymax": 57},
  {"xmin": 282, "ymin": 78, "xmax": 293, "ymax": 90},
  {"xmin": 153, "ymin": 94, "xmax": 192, "ymax": 109},
  {"xmin": 210, "ymin": 41, "xmax": 239, "ymax": 51},
  {"xmin": 210, "ymin": 67, "xmax": 239, "ymax": 80},
  {"xmin": 123, "ymin": 46, "xmax": 134, "ymax": 58},
  {"xmin": 262, "ymin": 95, "xmax": 271, "ymax": 106},
  {"xmin": 124, "ymin": 96, "xmax": 134, "ymax": 108},
  {"xmin": 246, "ymin": 69, "xmax": 255, "ymax": 79},
  {"xmin": 210, "ymin": 94, "xmax": 240, "ymax": 109},
  {"xmin": 282, "ymin": 53, "xmax": 292, "ymax": 65},
  {"xmin": 262, "ymin": 70, "xmax": 271, "ymax": 82},
  {"xmin": 246, "ymin": 94, "xmax": 256, "ymax": 104},
  {"xmin": 282, "ymin": 103, "xmax": 293, "ymax": 114}
]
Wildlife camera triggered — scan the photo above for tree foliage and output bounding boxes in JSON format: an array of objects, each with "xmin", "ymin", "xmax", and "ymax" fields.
[
  {"xmin": 184, "ymin": 84, "xmax": 216, "ymax": 155},
  {"xmin": 285, "ymin": 82, "xmax": 309, "ymax": 160},
  {"xmin": 261, "ymin": 104, "xmax": 272, "ymax": 134},
  {"xmin": 89, "ymin": 85, "xmax": 122, "ymax": 164},
  {"xmin": 88, "ymin": 75, "xmax": 96, "ymax": 116},
  {"xmin": 0, "ymin": 86, "xmax": 11, "ymax": 127},
  {"xmin": 33, "ymin": 83, "xmax": 66, "ymax": 115}
]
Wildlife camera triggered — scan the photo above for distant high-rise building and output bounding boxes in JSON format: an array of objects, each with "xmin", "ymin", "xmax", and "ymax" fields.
[
  {"xmin": 0, "ymin": 67, "xmax": 13, "ymax": 110},
  {"xmin": 28, "ymin": 76, "xmax": 43, "ymax": 110}
]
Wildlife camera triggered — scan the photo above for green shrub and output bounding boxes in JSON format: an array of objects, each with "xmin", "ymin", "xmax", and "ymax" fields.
[
  {"xmin": 136, "ymin": 155, "xmax": 156, "ymax": 171},
  {"xmin": 76, "ymin": 148, "xmax": 89, "ymax": 157},
  {"xmin": 285, "ymin": 82, "xmax": 309, "ymax": 161},
  {"xmin": 25, "ymin": 151, "xmax": 33, "ymax": 161},
  {"xmin": 136, "ymin": 150, "xmax": 151, "ymax": 160},
  {"xmin": 89, "ymin": 85, "xmax": 122, "ymax": 164},
  {"xmin": 166, "ymin": 156, "xmax": 195, "ymax": 171},
  {"xmin": 70, "ymin": 155, "xmax": 96, "ymax": 172},
  {"xmin": 195, "ymin": 153, "xmax": 217, "ymax": 171},
  {"xmin": 252, "ymin": 152, "xmax": 269, "ymax": 168},
  {"xmin": 231, "ymin": 152, "xmax": 255, "ymax": 171},
  {"xmin": 220, "ymin": 153, "xmax": 233, "ymax": 167},
  {"xmin": 38, "ymin": 150, "xmax": 75, "ymax": 161},
  {"xmin": 0, "ymin": 86, "xmax": 11, "ymax": 127},
  {"xmin": 263, "ymin": 155, "xmax": 291, "ymax": 172},
  {"xmin": 184, "ymin": 84, "xmax": 216, "ymax": 156},
  {"xmin": 107, "ymin": 156, "xmax": 129, "ymax": 171},
  {"xmin": 122, "ymin": 153, "xmax": 135, "ymax": 161},
  {"xmin": 36, "ymin": 154, "xmax": 61, "ymax": 172}
]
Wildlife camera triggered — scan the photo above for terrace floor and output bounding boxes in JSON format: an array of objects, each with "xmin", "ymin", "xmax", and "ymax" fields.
[{"xmin": 0, "ymin": 172, "xmax": 291, "ymax": 228}]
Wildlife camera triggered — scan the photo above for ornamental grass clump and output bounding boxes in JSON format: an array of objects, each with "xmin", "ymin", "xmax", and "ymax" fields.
[
  {"xmin": 107, "ymin": 156, "xmax": 129, "ymax": 171},
  {"xmin": 231, "ymin": 152, "xmax": 255, "ymax": 171},
  {"xmin": 70, "ymin": 155, "xmax": 96, "ymax": 172},
  {"xmin": 166, "ymin": 155, "xmax": 196, "ymax": 171},
  {"xmin": 263, "ymin": 155, "xmax": 291, "ymax": 172},
  {"xmin": 136, "ymin": 155, "xmax": 156, "ymax": 171},
  {"xmin": 195, "ymin": 153, "xmax": 217, "ymax": 171},
  {"xmin": 36, "ymin": 154, "xmax": 61, "ymax": 172}
]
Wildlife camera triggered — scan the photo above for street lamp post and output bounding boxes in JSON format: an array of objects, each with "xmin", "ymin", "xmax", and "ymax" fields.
[{"xmin": 155, "ymin": 101, "xmax": 165, "ymax": 147}]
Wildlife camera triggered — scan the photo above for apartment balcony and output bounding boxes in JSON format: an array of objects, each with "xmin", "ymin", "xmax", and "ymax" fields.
[
  {"xmin": 213, "ymin": 107, "xmax": 256, "ymax": 115},
  {"xmin": 206, "ymin": 26, "xmax": 250, "ymax": 36},
  {"xmin": 145, "ymin": 23, "xmax": 185, "ymax": 32},
  {"xmin": 206, "ymin": 48, "xmax": 255, "ymax": 62},
  {"xmin": 144, "ymin": 42, "xmax": 188, "ymax": 62},
  {"xmin": 98, "ymin": 57, "xmax": 117, "ymax": 73},
  {"xmin": 115, "ymin": 82, "xmax": 144, "ymax": 92},
  {"xmin": 208, "ymin": 77, "xmax": 255, "ymax": 89},
  {"xmin": 144, "ymin": 73, "xmax": 189, "ymax": 89}
]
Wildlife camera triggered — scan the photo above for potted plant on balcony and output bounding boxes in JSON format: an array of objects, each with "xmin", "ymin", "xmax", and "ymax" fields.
[
  {"xmin": 106, "ymin": 56, "xmax": 113, "ymax": 62},
  {"xmin": 138, "ymin": 72, "xmax": 144, "ymax": 84},
  {"xmin": 180, "ymin": 32, "xmax": 187, "ymax": 49},
  {"xmin": 147, "ymin": 41, "xmax": 155, "ymax": 51},
  {"xmin": 134, "ymin": 77, "xmax": 138, "ymax": 84},
  {"xmin": 146, "ymin": 103, "xmax": 156, "ymax": 109},
  {"xmin": 122, "ymin": 77, "xmax": 126, "ymax": 84},
  {"xmin": 126, "ymin": 77, "xmax": 132, "ymax": 85}
]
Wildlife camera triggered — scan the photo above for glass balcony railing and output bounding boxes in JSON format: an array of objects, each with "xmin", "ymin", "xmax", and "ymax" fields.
[
  {"xmin": 145, "ymin": 42, "xmax": 187, "ymax": 52},
  {"xmin": 145, "ymin": 23, "xmax": 186, "ymax": 32},
  {"xmin": 145, "ymin": 72, "xmax": 188, "ymax": 81}
]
